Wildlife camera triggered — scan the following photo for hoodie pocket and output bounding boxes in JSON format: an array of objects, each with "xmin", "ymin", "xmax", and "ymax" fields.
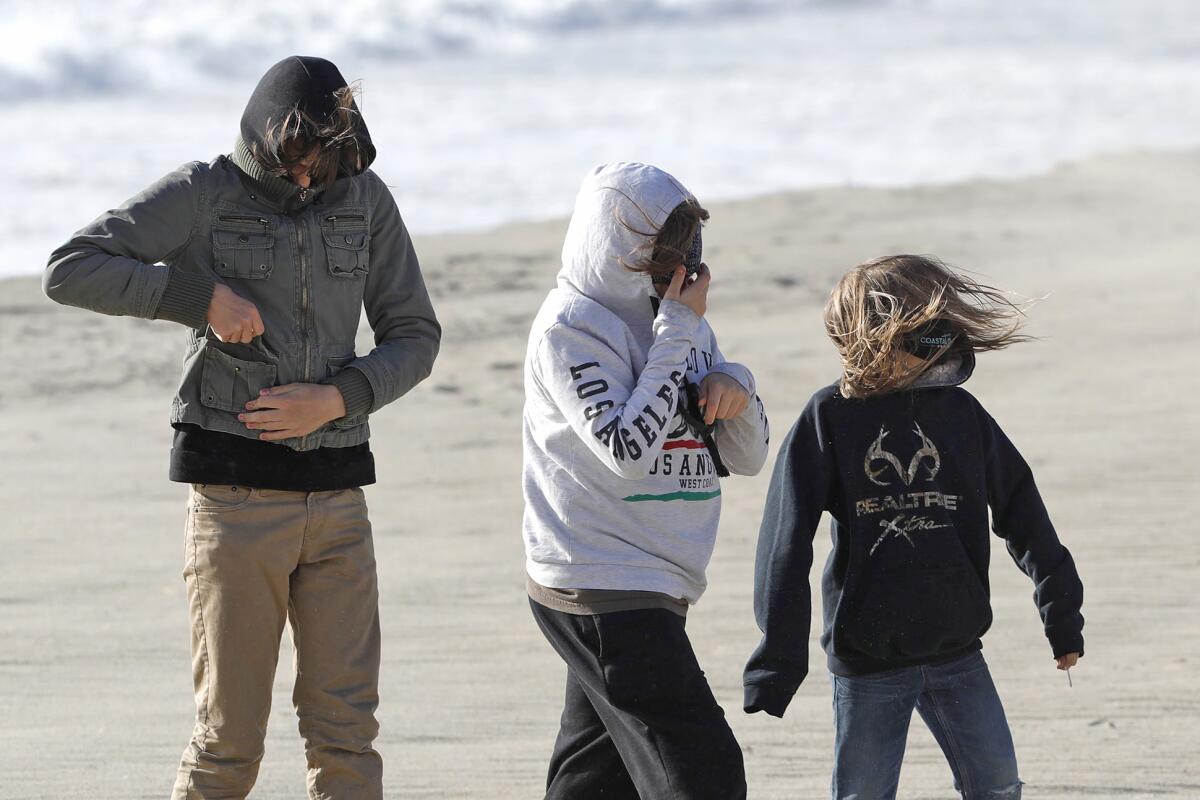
[
  {"xmin": 838, "ymin": 561, "xmax": 991, "ymax": 663},
  {"xmin": 212, "ymin": 215, "xmax": 276, "ymax": 280},
  {"xmin": 321, "ymin": 214, "xmax": 370, "ymax": 278},
  {"xmin": 199, "ymin": 347, "xmax": 278, "ymax": 413}
]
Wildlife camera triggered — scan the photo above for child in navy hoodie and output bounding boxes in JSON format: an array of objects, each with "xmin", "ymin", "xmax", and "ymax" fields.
[{"xmin": 743, "ymin": 255, "xmax": 1084, "ymax": 800}]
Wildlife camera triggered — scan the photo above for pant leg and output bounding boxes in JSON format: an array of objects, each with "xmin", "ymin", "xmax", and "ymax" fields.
[
  {"xmin": 545, "ymin": 672, "xmax": 640, "ymax": 800},
  {"xmin": 915, "ymin": 652, "xmax": 1022, "ymax": 799},
  {"xmin": 830, "ymin": 666, "xmax": 923, "ymax": 800},
  {"xmin": 531, "ymin": 599, "xmax": 746, "ymax": 800},
  {"xmin": 173, "ymin": 485, "xmax": 306, "ymax": 800},
  {"xmin": 289, "ymin": 487, "xmax": 383, "ymax": 800}
]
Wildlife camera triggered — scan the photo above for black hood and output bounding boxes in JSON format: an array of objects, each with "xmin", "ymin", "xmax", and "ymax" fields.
[{"xmin": 239, "ymin": 55, "xmax": 376, "ymax": 173}]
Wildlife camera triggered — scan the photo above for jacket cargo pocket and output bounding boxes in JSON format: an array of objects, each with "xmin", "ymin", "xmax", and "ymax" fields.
[
  {"xmin": 321, "ymin": 214, "xmax": 370, "ymax": 278},
  {"xmin": 326, "ymin": 354, "xmax": 368, "ymax": 430},
  {"xmin": 212, "ymin": 215, "xmax": 275, "ymax": 280},
  {"xmin": 200, "ymin": 347, "xmax": 278, "ymax": 413}
]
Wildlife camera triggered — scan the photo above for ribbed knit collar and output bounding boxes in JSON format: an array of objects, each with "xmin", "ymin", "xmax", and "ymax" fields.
[
  {"xmin": 911, "ymin": 351, "xmax": 976, "ymax": 389},
  {"xmin": 230, "ymin": 136, "xmax": 323, "ymax": 212}
]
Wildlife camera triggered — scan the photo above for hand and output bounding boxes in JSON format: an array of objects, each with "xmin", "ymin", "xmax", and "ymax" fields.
[
  {"xmin": 698, "ymin": 371, "xmax": 750, "ymax": 426},
  {"xmin": 239, "ymin": 383, "xmax": 346, "ymax": 441},
  {"xmin": 1056, "ymin": 653, "xmax": 1080, "ymax": 671},
  {"xmin": 207, "ymin": 283, "xmax": 264, "ymax": 344},
  {"xmin": 663, "ymin": 263, "xmax": 710, "ymax": 318}
]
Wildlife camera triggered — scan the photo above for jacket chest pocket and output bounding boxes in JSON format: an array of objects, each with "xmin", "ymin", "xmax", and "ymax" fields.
[
  {"xmin": 212, "ymin": 215, "xmax": 276, "ymax": 280},
  {"xmin": 200, "ymin": 347, "xmax": 278, "ymax": 412},
  {"xmin": 321, "ymin": 213, "xmax": 370, "ymax": 278}
]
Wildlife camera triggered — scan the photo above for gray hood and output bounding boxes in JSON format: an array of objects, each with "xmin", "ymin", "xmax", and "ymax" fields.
[{"xmin": 557, "ymin": 162, "xmax": 694, "ymax": 336}]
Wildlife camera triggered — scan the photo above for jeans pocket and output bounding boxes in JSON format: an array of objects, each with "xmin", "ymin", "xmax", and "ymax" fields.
[{"xmin": 190, "ymin": 483, "xmax": 258, "ymax": 512}]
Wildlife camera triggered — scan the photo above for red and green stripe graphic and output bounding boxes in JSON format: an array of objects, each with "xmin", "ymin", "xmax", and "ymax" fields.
[{"xmin": 622, "ymin": 437, "xmax": 720, "ymax": 501}]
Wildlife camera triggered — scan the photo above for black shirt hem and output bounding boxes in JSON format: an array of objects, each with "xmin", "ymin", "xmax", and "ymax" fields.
[{"xmin": 169, "ymin": 423, "xmax": 375, "ymax": 491}]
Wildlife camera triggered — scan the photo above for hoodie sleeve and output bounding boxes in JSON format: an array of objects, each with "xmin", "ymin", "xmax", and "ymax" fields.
[
  {"xmin": 977, "ymin": 402, "xmax": 1085, "ymax": 659},
  {"xmin": 706, "ymin": 339, "xmax": 769, "ymax": 476},
  {"xmin": 43, "ymin": 163, "xmax": 215, "ymax": 328},
  {"xmin": 533, "ymin": 299, "xmax": 700, "ymax": 480},
  {"xmin": 337, "ymin": 175, "xmax": 442, "ymax": 416},
  {"xmin": 743, "ymin": 397, "xmax": 832, "ymax": 718}
]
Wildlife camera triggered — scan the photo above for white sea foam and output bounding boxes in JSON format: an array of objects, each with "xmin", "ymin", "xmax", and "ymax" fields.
[{"xmin": 8, "ymin": 0, "xmax": 1200, "ymax": 277}]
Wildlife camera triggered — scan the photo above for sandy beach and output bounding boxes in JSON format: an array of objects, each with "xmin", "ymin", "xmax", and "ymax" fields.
[{"xmin": 1, "ymin": 149, "xmax": 1198, "ymax": 798}]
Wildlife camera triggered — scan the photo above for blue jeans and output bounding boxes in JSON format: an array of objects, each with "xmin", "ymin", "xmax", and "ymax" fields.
[{"xmin": 831, "ymin": 651, "xmax": 1022, "ymax": 800}]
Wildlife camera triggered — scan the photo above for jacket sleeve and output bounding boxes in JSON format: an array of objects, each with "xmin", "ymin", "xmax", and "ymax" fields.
[
  {"xmin": 743, "ymin": 398, "xmax": 831, "ymax": 718},
  {"xmin": 339, "ymin": 175, "xmax": 442, "ymax": 415},
  {"xmin": 978, "ymin": 403, "xmax": 1085, "ymax": 659},
  {"xmin": 43, "ymin": 163, "xmax": 215, "ymax": 328},
  {"xmin": 706, "ymin": 340, "xmax": 769, "ymax": 476},
  {"xmin": 532, "ymin": 300, "xmax": 700, "ymax": 480}
]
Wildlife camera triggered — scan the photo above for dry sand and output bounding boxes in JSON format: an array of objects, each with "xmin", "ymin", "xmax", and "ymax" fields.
[{"xmin": 1, "ymin": 150, "xmax": 1198, "ymax": 798}]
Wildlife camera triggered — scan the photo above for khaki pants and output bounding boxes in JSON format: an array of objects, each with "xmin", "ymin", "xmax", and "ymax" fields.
[{"xmin": 172, "ymin": 484, "xmax": 383, "ymax": 800}]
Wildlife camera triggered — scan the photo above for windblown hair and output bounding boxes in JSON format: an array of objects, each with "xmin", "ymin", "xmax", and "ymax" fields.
[
  {"xmin": 252, "ymin": 83, "xmax": 366, "ymax": 188},
  {"xmin": 824, "ymin": 254, "xmax": 1031, "ymax": 399},
  {"xmin": 617, "ymin": 197, "xmax": 710, "ymax": 281}
]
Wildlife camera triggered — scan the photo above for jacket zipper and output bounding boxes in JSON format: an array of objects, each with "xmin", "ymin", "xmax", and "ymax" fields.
[
  {"xmin": 324, "ymin": 214, "xmax": 366, "ymax": 227},
  {"xmin": 218, "ymin": 215, "xmax": 270, "ymax": 226},
  {"xmin": 297, "ymin": 217, "xmax": 313, "ymax": 450}
]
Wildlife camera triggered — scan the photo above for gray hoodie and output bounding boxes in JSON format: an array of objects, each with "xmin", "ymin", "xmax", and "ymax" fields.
[{"xmin": 522, "ymin": 163, "xmax": 770, "ymax": 605}]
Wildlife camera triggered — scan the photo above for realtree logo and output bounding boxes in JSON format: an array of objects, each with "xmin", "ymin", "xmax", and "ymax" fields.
[{"xmin": 864, "ymin": 424, "xmax": 940, "ymax": 487}]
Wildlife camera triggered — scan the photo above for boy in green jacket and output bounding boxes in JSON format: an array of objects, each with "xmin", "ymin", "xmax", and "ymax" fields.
[{"xmin": 44, "ymin": 56, "xmax": 440, "ymax": 799}]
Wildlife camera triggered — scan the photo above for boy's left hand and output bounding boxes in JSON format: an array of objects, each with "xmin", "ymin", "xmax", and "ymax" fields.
[
  {"xmin": 1056, "ymin": 653, "xmax": 1080, "ymax": 670},
  {"xmin": 698, "ymin": 372, "xmax": 750, "ymax": 425},
  {"xmin": 240, "ymin": 383, "xmax": 347, "ymax": 441}
]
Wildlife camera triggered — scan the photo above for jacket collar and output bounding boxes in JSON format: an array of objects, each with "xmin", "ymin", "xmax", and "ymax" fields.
[
  {"xmin": 910, "ymin": 351, "xmax": 976, "ymax": 389},
  {"xmin": 230, "ymin": 136, "xmax": 323, "ymax": 212}
]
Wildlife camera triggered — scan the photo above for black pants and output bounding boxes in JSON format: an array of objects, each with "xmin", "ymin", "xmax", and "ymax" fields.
[{"xmin": 530, "ymin": 598, "xmax": 747, "ymax": 800}]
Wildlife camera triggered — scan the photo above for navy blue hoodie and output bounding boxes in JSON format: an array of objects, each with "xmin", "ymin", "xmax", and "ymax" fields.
[{"xmin": 743, "ymin": 355, "xmax": 1085, "ymax": 718}]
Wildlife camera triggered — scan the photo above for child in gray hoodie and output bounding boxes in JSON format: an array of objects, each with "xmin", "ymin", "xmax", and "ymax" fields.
[{"xmin": 522, "ymin": 162, "xmax": 769, "ymax": 799}]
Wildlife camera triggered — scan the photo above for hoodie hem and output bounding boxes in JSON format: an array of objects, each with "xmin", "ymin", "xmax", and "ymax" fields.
[
  {"xmin": 826, "ymin": 639, "xmax": 982, "ymax": 677},
  {"xmin": 526, "ymin": 560, "xmax": 704, "ymax": 606}
]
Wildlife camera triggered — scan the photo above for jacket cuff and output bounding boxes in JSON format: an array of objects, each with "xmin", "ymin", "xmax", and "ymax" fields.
[
  {"xmin": 155, "ymin": 269, "xmax": 215, "ymax": 329},
  {"xmin": 329, "ymin": 367, "xmax": 375, "ymax": 419},
  {"xmin": 743, "ymin": 681, "xmax": 795, "ymax": 719},
  {"xmin": 1048, "ymin": 629, "xmax": 1085, "ymax": 660}
]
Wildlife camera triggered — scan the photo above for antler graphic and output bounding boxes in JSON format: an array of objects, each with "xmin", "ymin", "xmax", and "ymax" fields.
[
  {"xmin": 864, "ymin": 423, "xmax": 941, "ymax": 486},
  {"xmin": 865, "ymin": 426, "xmax": 906, "ymax": 487},
  {"xmin": 908, "ymin": 423, "xmax": 940, "ymax": 483}
]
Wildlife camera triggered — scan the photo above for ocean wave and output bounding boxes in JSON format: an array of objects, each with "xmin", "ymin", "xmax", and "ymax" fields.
[{"xmin": 12, "ymin": 0, "xmax": 806, "ymax": 101}]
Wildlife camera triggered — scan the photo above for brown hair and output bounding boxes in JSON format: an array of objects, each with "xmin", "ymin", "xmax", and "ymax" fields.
[
  {"xmin": 618, "ymin": 198, "xmax": 710, "ymax": 281},
  {"xmin": 823, "ymin": 254, "xmax": 1031, "ymax": 398},
  {"xmin": 252, "ymin": 83, "xmax": 367, "ymax": 188}
]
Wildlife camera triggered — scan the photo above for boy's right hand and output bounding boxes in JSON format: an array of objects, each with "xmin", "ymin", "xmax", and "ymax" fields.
[
  {"xmin": 207, "ymin": 283, "xmax": 265, "ymax": 343},
  {"xmin": 663, "ymin": 263, "xmax": 710, "ymax": 318},
  {"xmin": 1056, "ymin": 653, "xmax": 1080, "ymax": 670}
]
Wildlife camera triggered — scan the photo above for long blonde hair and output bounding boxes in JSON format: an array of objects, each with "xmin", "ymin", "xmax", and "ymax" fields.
[{"xmin": 824, "ymin": 254, "xmax": 1030, "ymax": 398}]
